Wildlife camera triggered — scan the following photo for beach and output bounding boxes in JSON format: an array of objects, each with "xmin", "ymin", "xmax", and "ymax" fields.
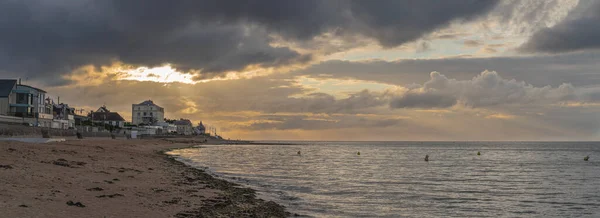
[{"xmin": 0, "ymin": 138, "xmax": 289, "ymax": 218}]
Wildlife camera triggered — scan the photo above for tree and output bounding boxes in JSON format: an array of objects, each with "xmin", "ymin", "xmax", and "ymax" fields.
[{"xmin": 149, "ymin": 117, "xmax": 158, "ymax": 125}]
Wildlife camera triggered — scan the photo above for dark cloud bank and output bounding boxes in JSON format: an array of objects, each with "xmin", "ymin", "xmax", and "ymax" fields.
[{"xmin": 0, "ymin": 0, "xmax": 498, "ymax": 84}]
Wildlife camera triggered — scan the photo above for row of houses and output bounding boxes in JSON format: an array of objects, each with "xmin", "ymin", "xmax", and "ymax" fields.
[
  {"xmin": 0, "ymin": 79, "xmax": 210, "ymax": 136},
  {"xmin": 130, "ymin": 100, "xmax": 206, "ymax": 135},
  {"xmin": 83, "ymin": 100, "xmax": 207, "ymax": 135},
  {"xmin": 85, "ymin": 101, "xmax": 207, "ymax": 135}
]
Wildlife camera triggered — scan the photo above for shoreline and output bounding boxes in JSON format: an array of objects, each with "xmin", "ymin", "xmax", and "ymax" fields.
[
  {"xmin": 0, "ymin": 138, "xmax": 292, "ymax": 217},
  {"xmin": 158, "ymin": 140, "xmax": 294, "ymax": 217}
]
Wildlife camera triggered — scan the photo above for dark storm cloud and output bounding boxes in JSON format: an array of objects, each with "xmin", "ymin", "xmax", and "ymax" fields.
[
  {"xmin": 184, "ymin": 0, "xmax": 498, "ymax": 46},
  {"xmin": 519, "ymin": 0, "xmax": 600, "ymax": 53},
  {"xmin": 0, "ymin": 1, "xmax": 309, "ymax": 83},
  {"xmin": 0, "ymin": 0, "xmax": 499, "ymax": 85},
  {"xmin": 342, "ymin": 0, "xmax": 499, "ymax": 47}
]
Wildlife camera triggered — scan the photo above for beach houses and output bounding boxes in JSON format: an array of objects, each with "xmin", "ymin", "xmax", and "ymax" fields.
[
  {"xmin": 89, "ymin": 105, "xmax": 126, "ymax": 128},
  {"xmin": 195, "ymin": 122, "xmax": 206, "ymax": 135},
  {"xmin": 52, "ymin": 103, "xmax": 75, "ymax": 129},
  {"xmin": 174, "ymin": 119, "xmax": 193, "ymax": 135},
  {"xmin": 132, "ymin": 100, "xmax": 164, "ymax": 125}
]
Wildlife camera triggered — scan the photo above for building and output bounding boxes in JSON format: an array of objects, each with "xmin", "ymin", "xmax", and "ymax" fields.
[
  {"xmin": 0, "ymin": 79, "xmax": 54, "ymax": 127},
  {"xmin": 90, "ymin": 106, "xmax": 126, "ymax": 128},
  {"xmin": 132, "ymin": 100, "xmax": 164, "ymax": 125},
  {"xmin": 0, "ymin": 79, "xmax": 17, "ymax": 115},
  {"xmin": 157, "ymin": 122, "xmax": 178, "ymax": 133},
  {"xmin": 195, "ymin": 121, "xmax": 206, "ymax": 135},
  {"xmin": 174, "ymin": 119, "xmax": 193, "ymax": 135},
  {"xmin": 53, "ymin": 103, "xmax": 75, "ymax": 129}
]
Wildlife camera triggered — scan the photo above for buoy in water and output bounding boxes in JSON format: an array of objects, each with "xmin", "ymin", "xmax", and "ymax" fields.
[
  {"xmin": 584, "ymin": 156, "xmax": 589, "ymax": 161},
  {"xmin": 357, "ymin": 152, "xmax": 361, "ymax": 155},
  {"xmin": 477, "ymin": 151, "xmax": 481, "ymax": 156},
  {"xmin": 424, "ymin": 154, "xmax": 429, "ymax": 162}
]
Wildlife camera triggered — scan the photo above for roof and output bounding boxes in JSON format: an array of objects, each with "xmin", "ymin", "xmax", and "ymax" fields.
[
  {"xmin": 90, "ymin": 112, "xmax": 126, "ymax": 121},
  {"xmin": 96, "ymin": 106, "xmax": 110, "ymax": 112},
  {"xmin": 135, "ymin": 100, "xmax": 163, "ymax": 108},
  {"xmin": 174, "ymin": 119, "xmax": 193, "ymax": 126},
  {"xmin": 0, "ymin": 79, "xmax": 17, "ymax": 97},
  {"xmin": 197, "ymin": 122, "xmax": 205, "ymax": 130},
  {"xmin": 16, "ymin": 84, "xmax": 46, "ymax": 93}
]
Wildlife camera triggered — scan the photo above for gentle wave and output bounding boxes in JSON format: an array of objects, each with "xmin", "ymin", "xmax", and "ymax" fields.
[{"xmin": 168, "ymin": 141, "xmax": 600, "ymax": 217}]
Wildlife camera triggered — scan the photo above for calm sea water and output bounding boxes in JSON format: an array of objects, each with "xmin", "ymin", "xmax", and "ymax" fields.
[{"xmin": 167, "ymin": 141, "xmax": 600, "ymax": 217}]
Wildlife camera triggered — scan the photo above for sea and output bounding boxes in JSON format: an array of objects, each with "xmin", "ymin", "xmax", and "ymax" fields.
[{"xmin": 167, "ymin": 141, "xmax": 600, "ymax": 217}]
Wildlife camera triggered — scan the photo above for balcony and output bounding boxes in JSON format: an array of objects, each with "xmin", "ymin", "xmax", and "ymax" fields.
[
  {"xmin": 10, "ymin": 103, "xmax": 33, "ymax": 107},
  {"xmin": 6, "ymin": 112, "xmax": 35, "ymax": 118}
]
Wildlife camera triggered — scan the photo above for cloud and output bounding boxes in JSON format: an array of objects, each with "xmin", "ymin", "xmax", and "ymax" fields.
[
  {"xmin": 481, "ymin": 47, "xmax": 498, "ymax": 54},
  {"xmin": 340, "ymin": 0, "xmax": 499, "ymax": 47},
  {"xmin": 48, "ymin": 68, "xmax": 390, "ymax": 118},
  {"xmin": 389, "ymin": 71, "xmax": 576, "ymax": 109},
  {"xmin": 519, "ymin": 0, "xmax": 600, "ymax": 53},
  {"xmin": 43, "ymin": 66, "xmax": 600, "ymax": 140},
  {"xmin": 484, "ymin": 0, "xmax": 578, "ymax": 36},
  {"xmin": 485, "ymin": 113, "xmax": 516, "ymax": 119},
  {"xmin": 297, "ymin": 51, "xmax": 600, "ymax": 87},
  {"xmin": 464, "ymin": 40, "xmax": 483, "ymax": 47},
  {"xmin": 0, "ymin": 1, "xmax": 309, "ymax": 84},
  {"xmin": 246, "ymin": 114, "xmax": 404, "ymax": 130},
  {"xmin": 390, "ymin": 92, "xmax": 457, "ymax": 108},
  {"xmin": 0, "ymin": 0, "xmax": 500, "ymax": 85}
]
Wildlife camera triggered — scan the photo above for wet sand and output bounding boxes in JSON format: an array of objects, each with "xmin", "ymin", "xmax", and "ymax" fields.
[{"xmin": 0, "ymin": 138, "xmax": 289, "ymax": 218}]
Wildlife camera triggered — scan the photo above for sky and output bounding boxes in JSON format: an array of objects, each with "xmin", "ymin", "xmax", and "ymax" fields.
[{"xmin": 3, "ymin": 0, "xmax": 600, "ymax": 141}]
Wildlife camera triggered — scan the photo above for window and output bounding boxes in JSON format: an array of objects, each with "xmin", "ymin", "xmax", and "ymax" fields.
[
  {"xmin": 16, "ymin": 93, "xmax": 28, "ymax": 104},
  {"xmin": 143, "ymin": 112, "xmax": 146, "ymax": 116},
  {"xmin": 150, "ymin": 112, "xmax": 153, "ymax": 116},
  {"xmin": 137, "ymin": 112, "xmax": 140, "ymax": 116}
]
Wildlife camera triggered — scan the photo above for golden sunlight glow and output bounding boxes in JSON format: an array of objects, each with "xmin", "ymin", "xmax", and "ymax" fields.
[
  {"xmin": 557, "ymin": 102, "xmax": 600, "ymax": 108},
  {"xmin": 120, "ymin": 64, "xmax": 197, "ymax": 84},
  {"xmin": 485, "ymin": 113, "xmax": 516, "ymax": 120},
  {"xmin": 180, "ymin": 98, "xmax": 199, "ymax": 114}
]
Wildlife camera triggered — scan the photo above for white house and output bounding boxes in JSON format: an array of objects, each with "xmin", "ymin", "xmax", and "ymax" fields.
[
  {"xmin": 132, "ymin": 100, "xmax": 164, "ymax": 125},
  {"xmin": 174, "ymin": 119, "xmax": 193, "ymax": 135},
  {"xmin": 156, "ymin": 122, "xmax": 177, "ymax": 133}
]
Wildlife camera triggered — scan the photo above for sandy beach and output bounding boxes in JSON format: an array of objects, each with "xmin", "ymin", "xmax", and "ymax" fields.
[{"xmin": 0, "ymin": 138, "xmax": 289, "ymax": 218}]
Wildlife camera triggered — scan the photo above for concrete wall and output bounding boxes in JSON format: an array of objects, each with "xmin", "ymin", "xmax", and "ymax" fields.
[
  {"xmin": 0, "ymin": 98, "xmax": 8, "ymax": 115},
  {"xmin": 0, "ymin": 123, "xmax": 117, "ymax": 138},
  {"xmin": 0, "ymin": 115, "xmax": 22, "ymax": 124}
]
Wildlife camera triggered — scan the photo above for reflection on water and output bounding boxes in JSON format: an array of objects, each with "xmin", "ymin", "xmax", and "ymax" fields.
[{"xmin": 168, "ymin": 141, "xmax": 600, "ymax": 217}]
